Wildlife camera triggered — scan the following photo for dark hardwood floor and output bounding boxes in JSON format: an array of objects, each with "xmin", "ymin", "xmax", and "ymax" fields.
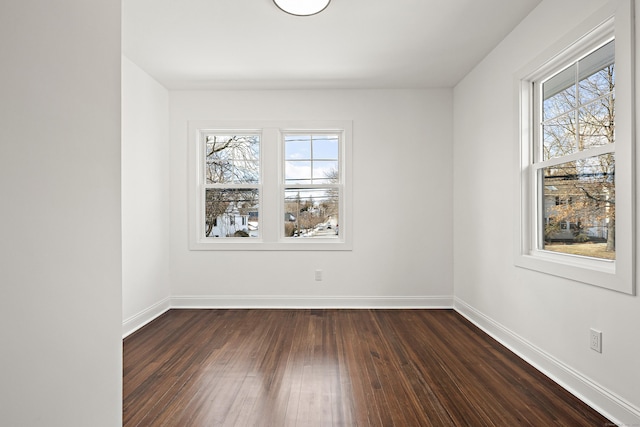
[{"xmin": 123, "ymin": 309, "xmax": 611, "ymax": 426}]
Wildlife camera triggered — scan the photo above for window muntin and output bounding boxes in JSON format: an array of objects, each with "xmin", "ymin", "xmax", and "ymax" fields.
[{"xmin": 535, "ymin": 40, "xmax": 615, "ymax": 260}]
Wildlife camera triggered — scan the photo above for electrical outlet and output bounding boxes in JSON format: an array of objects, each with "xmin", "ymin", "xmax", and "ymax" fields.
[
  {"xmin": 315, "ymin": 269, "xmax": 323, "ymax": 281},
  {"xmin": 590, "ymin": 329, "xmax": 602, "ymax": 353}
]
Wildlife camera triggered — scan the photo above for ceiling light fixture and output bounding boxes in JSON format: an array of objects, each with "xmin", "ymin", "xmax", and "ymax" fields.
[{"xmin": 273, "ymin": 0, "xmax": 331, "ymax": 16}]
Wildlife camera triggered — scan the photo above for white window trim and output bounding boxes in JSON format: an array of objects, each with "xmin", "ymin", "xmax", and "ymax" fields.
[
  {"xmin": 188, "ymin": 120, "xmax": 353, "ymax": 251},
  {"xmin": 515, "ymin": 0, "xmax": 635, "ymax": 294}
]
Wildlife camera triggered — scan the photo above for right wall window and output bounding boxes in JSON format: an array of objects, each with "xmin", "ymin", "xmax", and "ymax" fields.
[{"xmin": 516, "ymin": 1, "xmax": 635, "ymax": 294}]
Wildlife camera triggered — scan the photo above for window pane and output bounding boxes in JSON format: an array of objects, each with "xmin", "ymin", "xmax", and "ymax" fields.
[
  {"xmin": 313, "ymin": 161, "xmax": 339, "ymax": 183},
  {"xmin": 285, "ymin": 135, "xmax": 311, "ymax": 160},
  {"xmin": 284, "ymin": 188, "xmax": 339, "ymax": 238},
  {"xmin": 543, "ymin": 64, "xmax": 576, "ymax": 120},
  {"xmin": 578, "ymin": 41, "xmax": 615, "ymax": 104},
  {"xmin": 579, "ymin": 65, "xmax": 615, "ymax": 104},
  {"xmin": 206, "ymin": 135, "xmax": 260, "ymax": 184},
  {"xmin": 312, "ymin": 135, "xmax": 339, "ymax": 159},
  {"xmin": 541, "ymin": 154, "xmax": 615, "ymax": 259},
  {"xmin": 205, "ymin": 188, "xmax": 259, "ymax": 238},
  {"xmin": 543, "ymin": 113, "xmax": 577, "ymax": 160},
  {"xmin": 578, "ymin": 97, "xmax": 615, "ymax": 149},
  {"xmin": 285, "ymin": 161, "xmax": 312, "ymax": 184}
]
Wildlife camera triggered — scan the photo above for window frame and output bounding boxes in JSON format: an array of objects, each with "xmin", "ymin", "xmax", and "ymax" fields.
[
  {"xmin": 515, "ymin": 0, "xmax": 635, "ymax": 294},
  {"xmin": 189, "ymin": 120, "xmax": 353, "ymax": 251}
]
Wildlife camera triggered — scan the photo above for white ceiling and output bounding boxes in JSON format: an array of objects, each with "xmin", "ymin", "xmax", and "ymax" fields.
[{"xmin": 122, "ymin": 0, "xmax": 542, "ymax": 90}]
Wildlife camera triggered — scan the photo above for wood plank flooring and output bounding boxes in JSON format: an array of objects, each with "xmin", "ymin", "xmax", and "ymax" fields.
[{"xmin": 123, "ymin": 309, "xmax": 611, "ymax": 426}]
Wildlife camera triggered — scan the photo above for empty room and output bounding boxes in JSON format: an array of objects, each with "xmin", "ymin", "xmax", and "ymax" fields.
[{"xmin": 2, "ymin": 0, "xmax": 639, "ymax": 426}]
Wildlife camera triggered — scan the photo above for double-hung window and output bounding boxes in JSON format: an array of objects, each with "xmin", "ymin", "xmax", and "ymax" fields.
[
  {"xmin": 189, "ymin": 120, "xmax": 352, "ymax": 250},
  {"xmin": 283, "ymin": 133, "xmax": 341, "ymax": 238},
  {"xmin": 203, "ymin": 133, "xmax": 261, "ymax": 239},
  {"xmin": 516, "ymin": 1, "xmax": 634, "ymax": 294}
]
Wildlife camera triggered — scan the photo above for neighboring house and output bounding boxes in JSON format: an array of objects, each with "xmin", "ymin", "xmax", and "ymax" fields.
[
  {"xmin": 543, "ymin": 189, "xmax": 609, "ymax": 242},
  {"xmin": 210, "ymin": 203, "xmax": 255, "ymax": 237}
]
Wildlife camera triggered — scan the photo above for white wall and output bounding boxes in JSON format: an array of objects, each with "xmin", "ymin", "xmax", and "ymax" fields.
[
  {"xmin": 0, "ymin": 1, "xmax": 122, "ymax": 426},
  {"xmin": 453, "ymin": 0, "xmax": 640, "ymax": 424},
  {"xmin": 169, "ymin": 89, "xmax": 453, "ymax": 307},
  {"xmin": 122, "ymin": 57, "xmax": 171, "ymax": 336}
]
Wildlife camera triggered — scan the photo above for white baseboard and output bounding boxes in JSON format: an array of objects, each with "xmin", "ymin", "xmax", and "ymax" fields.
[
  {"xmin": 170, "ymin": 295, "xmax": 454, "ymax": 309},
  {"xmin": 122, "ymin": 297, "xmax": 171, "ymax": 338},
  {"xmin": 453, "ymin": 297, "xmax": 640, "ymax": 427},
  {"xmin": 122, "ymin": 295, "xmax": 452, "ymax": 337}
]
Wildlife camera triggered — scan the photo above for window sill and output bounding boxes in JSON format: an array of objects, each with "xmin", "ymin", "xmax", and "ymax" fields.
[
  {"xmin": 515, "ymin": 251, "xmax": 631, "ymax": 294},
  {"xmin": 189, "ymin": 239, "xmax": 353, "ymax": 251}
]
